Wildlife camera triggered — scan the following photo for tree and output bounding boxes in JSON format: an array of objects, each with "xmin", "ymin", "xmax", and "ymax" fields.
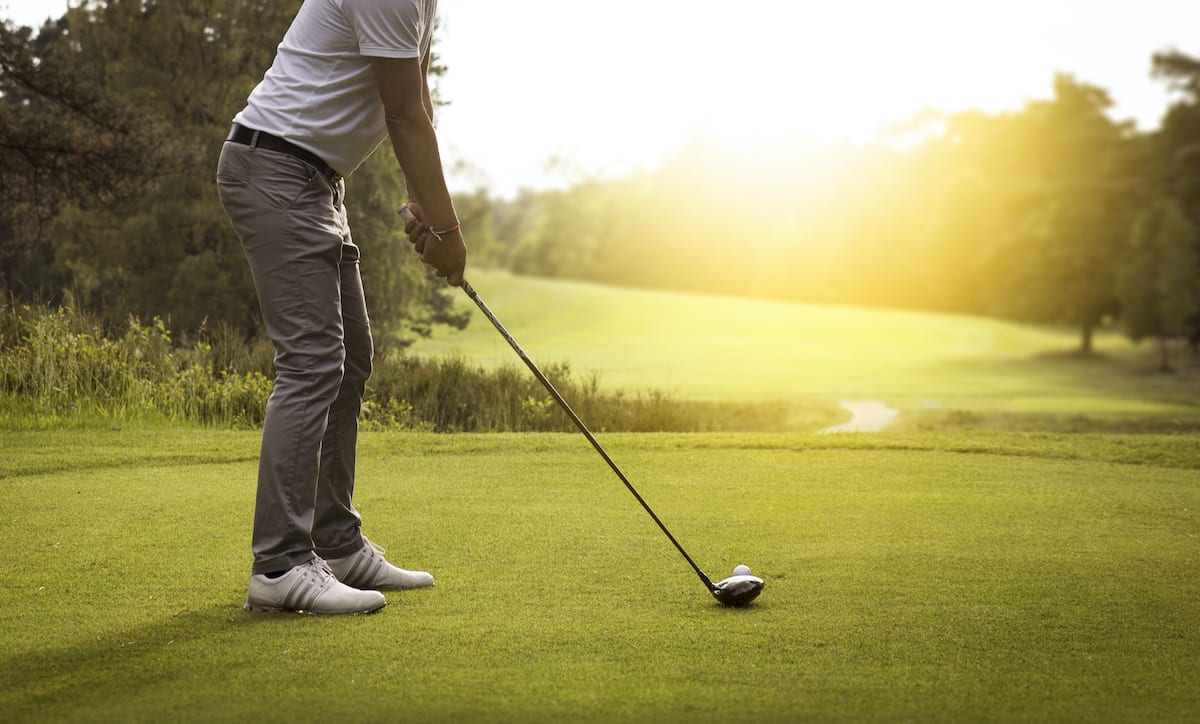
[
  {"xmin": 1119, "ymin": 200, "xmax": 1200, "ymax": 370},
  {"xmin": 981, "ymin": 75, "xmax": 1139, "ymax": 353},
  {"xmin": 1151, "ymin": 50, "xmax": 1200, "ymax": 347},
  {"xmin": 2, "ymin": 0, "xmax": 466, "ymax": 346},
  {"xmin": 0, "ymin": 14, "xmax": 178, "ymax": 300}
]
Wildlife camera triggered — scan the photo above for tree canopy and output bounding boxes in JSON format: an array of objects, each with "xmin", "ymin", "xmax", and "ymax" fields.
[{"xmin": 1, "ymin": 0, "xmax": 463, "ymax": 347}]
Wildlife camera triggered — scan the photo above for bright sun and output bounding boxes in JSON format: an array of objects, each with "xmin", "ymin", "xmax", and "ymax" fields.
[
  {"xmin": 685, "ymin": 1, "xmax": 1072, "ymax": 155},
  {"xmin": 438, "ymin": 0, "xmax": 1105, "ymax": 194}
]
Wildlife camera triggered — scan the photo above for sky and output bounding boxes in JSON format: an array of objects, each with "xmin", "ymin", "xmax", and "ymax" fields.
[{"xmin": 4, "ymin": 0, "xmax": 1199, "ymax": 196}]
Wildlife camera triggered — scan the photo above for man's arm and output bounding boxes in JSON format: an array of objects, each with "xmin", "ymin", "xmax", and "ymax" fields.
[
  {"xmin": 372, "ymin": 52, "xmax": 465, "ymax": 285},
  {"xmin": 403, "ymin": 51, "xmax": 436, "ymax": 203}
]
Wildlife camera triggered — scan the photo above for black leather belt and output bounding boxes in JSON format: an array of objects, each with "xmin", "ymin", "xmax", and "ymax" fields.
[{"xmin": 226, "ymin": 124, "xmax": 340, "ymax": 182}]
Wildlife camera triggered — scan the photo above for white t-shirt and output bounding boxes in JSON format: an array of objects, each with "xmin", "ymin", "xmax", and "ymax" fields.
[{"xmin": 234, "ymin": 0, "xmax": 437, "ymax": 176}]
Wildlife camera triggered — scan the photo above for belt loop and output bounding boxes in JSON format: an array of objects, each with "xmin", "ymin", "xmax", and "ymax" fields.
[{"xmin": 250, "ymin": 130, "xmax": 260, "ymax": 151}]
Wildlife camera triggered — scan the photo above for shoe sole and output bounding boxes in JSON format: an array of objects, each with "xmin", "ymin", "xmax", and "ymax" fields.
[
  {"xmin": 368, "ymin": 581, "xmax": 435, "ymax": 592},
  {"xmin": 243, "ymin": 601, "xmax": 387, "ymax": 615}
]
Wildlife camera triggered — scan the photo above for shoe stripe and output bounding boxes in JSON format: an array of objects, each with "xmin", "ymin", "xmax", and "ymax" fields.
[
  {"xmin": 279, "ymin": 567, "xmax": 327, "ymax": 611},
  {"xmin": 359, "ymin": 557, "xmax": 380, "ymax": 587},
  {"xmin": 281, "ymin": 580, "xmax": 300, "ymax": 610},
  {"xmin": 340, "ymin": 547, "xmax": 384, "ymax": 588},
  {"xmin": 282, "ymin": 578, "xmax": 308, "ymax": 611},
  {"xmin": 344, "ymin": 554, "xmax": 366, "ymax": 586}
]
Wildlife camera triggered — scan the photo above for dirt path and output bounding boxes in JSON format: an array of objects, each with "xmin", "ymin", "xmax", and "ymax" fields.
[{"xmin": 821, "ymin": 400, "xmax": 900, "ymax": 433}]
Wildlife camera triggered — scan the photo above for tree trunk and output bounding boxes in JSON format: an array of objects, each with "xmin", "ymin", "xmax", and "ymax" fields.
[
  {"xmin": 1080, "ymin": 322, "xmax": 1094, "ymax": 355},
  {"xmin": 1159, "ymin": 337, "xmax": 1171, "ymax": 372}
]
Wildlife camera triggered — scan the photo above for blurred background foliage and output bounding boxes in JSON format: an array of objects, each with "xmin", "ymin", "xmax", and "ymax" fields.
[
  {"xmin": 0, "ymin": 0, "xmax": 465, "ymax": 351},
  {"xmin": 1, "ymin": 0, "xmax": 1199, "ymax": 364}
]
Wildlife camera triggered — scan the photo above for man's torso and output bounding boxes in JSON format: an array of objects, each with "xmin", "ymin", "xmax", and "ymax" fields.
[{"xmin": 234, "ymin": 0, "xmax": 437, "ymax": 176}]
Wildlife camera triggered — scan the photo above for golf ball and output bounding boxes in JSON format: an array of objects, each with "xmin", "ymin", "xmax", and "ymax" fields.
[{"xmin": 733, "ymin": 564, "xmax": 751, "ymax": 576}]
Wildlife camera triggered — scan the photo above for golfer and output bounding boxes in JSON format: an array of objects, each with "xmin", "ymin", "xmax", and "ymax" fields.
[{"xmin": 217, "ymin": 0, "xmax": 465, "ymax": 614}]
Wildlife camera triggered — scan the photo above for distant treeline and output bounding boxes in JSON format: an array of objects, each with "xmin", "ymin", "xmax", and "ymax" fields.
[
  {"xmin": 464, "ymin": 69, "xmax": 1200, "ymax": 361},
  {"xmin": 2, "ymin": 2, "xmax": 1199, "ymax": 367}
]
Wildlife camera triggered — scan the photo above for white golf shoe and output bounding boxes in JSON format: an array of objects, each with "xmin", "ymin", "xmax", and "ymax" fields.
[
  {"xmin": 245, "ymin": 557, "xmax": 386, "ymax": 615},
  {"xmin": 326, "ymin": 538, "xmax": 435, "ymax": 591}
]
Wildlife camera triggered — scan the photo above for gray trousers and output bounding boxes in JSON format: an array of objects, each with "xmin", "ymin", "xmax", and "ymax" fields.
[{"xmin": 216, "ymin": 141, "xmax": 371, "ymax": 575}]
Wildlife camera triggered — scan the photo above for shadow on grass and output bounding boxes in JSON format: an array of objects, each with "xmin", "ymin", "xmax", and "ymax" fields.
[{"xmin": 3, "ymin": 598, "xmax": 380, "ymax": 719}]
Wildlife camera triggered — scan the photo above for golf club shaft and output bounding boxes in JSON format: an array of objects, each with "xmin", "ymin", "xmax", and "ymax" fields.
[{"xmin": 459, "ymin": 278, "xmax": 716, "ymax": 591}]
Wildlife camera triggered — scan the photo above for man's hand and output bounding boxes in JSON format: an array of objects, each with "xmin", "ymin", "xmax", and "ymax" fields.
[
  {"xmin": 375, "ymin": 54, "xmax": 465, "ymax": 286},
  {"xmin": 401, "ymin": 202, "xmax": 466, "ymax": 286}
]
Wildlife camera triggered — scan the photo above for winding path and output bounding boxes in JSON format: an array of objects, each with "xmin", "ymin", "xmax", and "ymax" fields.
[{"xmin": 821, "ymin": 400, "xmax": 900, "ymax": 433}]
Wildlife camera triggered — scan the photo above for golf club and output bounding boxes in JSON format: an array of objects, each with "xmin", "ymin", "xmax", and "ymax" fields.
[{"xmin": 399, "ymin": 205, "xmax": 764, "ymax": 607}]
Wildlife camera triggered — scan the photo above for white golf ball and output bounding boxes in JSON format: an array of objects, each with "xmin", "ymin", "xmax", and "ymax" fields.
[{"xmin": 733, "ymin": 564, "xmax": 751, "ymax": 576}]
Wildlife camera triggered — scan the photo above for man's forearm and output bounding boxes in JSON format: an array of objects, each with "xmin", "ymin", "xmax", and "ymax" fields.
[
  {"xmin": 405, "ymin": 54, "xmax": 438, "ymax": 204},
  {"xmin": 388, "ymin": 115, "xmax": 456, "ymax": 228}
]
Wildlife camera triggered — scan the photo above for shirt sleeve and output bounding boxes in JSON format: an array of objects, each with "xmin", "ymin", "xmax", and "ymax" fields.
[{"xmin": 343, "ymin": 0, "xmax": 427, "ymax": 59}]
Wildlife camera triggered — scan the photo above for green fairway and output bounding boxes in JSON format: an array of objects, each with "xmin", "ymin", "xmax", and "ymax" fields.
[
  {"xmin": 408, "ymin": 271, "xmax": 1200, "ymax": 427},
  {"xmin": 2, "ymin": 428, "xmax": 1197, "ymax": 722}
]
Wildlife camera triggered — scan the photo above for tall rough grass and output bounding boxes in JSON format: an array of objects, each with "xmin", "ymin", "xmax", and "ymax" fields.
[
  {"xmin": 0, "ymin": 304, "xmax": 270, "ymax": 427},
  {"xmin": 0, "ymin": 303, "xmax": 792, "ymax": 431},
  {"xmin": 363, "ymin": 355, "xmax": 790, "ymax": 432}
]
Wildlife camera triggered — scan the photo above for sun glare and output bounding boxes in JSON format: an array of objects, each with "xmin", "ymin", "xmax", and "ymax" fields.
[
  {"xmin": 686, "ymin": 1, "xmax": 1067, "ymax": 158},
  {"xmin": 438, "ymin": 0, "xmax": 1139, "ymax": 196}
]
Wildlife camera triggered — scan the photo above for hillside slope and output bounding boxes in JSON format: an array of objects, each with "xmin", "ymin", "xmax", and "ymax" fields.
[{"xmin": 408, "ymin": 271, "xmax": 1197, "ymax": 419}]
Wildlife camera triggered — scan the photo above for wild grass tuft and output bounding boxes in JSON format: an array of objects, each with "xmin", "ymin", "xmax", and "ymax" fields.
[{"xmin": 0, "ymin": 304, "xmax": 270, "ymax": 428}]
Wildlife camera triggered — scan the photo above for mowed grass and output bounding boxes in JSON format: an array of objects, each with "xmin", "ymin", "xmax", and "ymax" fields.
[
  {"xmin": 2, "ymin": 428, "xmax": 1198, "ymax": 722},
  {"xmin": 409, "ymin": 270, "xmax": 1200, "ymax": 426}
]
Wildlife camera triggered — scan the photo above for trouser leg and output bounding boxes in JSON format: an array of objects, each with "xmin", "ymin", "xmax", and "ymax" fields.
[
  {"xmin": 217, "ymin": 142, "xmax": 351, "ymax": 575},
  {"xmin": 314, "ymin": 210, "xmax": 375, "ymax": 560}
]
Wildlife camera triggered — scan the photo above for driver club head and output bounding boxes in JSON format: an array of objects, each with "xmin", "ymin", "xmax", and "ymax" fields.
[{"xmin": 710, "ymin": 574, "xmax": 765, "ymax": 607}]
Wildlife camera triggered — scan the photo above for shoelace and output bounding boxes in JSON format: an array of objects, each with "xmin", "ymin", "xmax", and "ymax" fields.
[{"xmin": 303, "ymin": 557, "xmax": 337, "ymax": 587}]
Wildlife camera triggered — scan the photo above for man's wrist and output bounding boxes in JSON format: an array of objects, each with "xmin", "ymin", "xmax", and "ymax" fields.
[{"xmin": 427, "ymin": 220, "xmax": 461, "ymax": 241}]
